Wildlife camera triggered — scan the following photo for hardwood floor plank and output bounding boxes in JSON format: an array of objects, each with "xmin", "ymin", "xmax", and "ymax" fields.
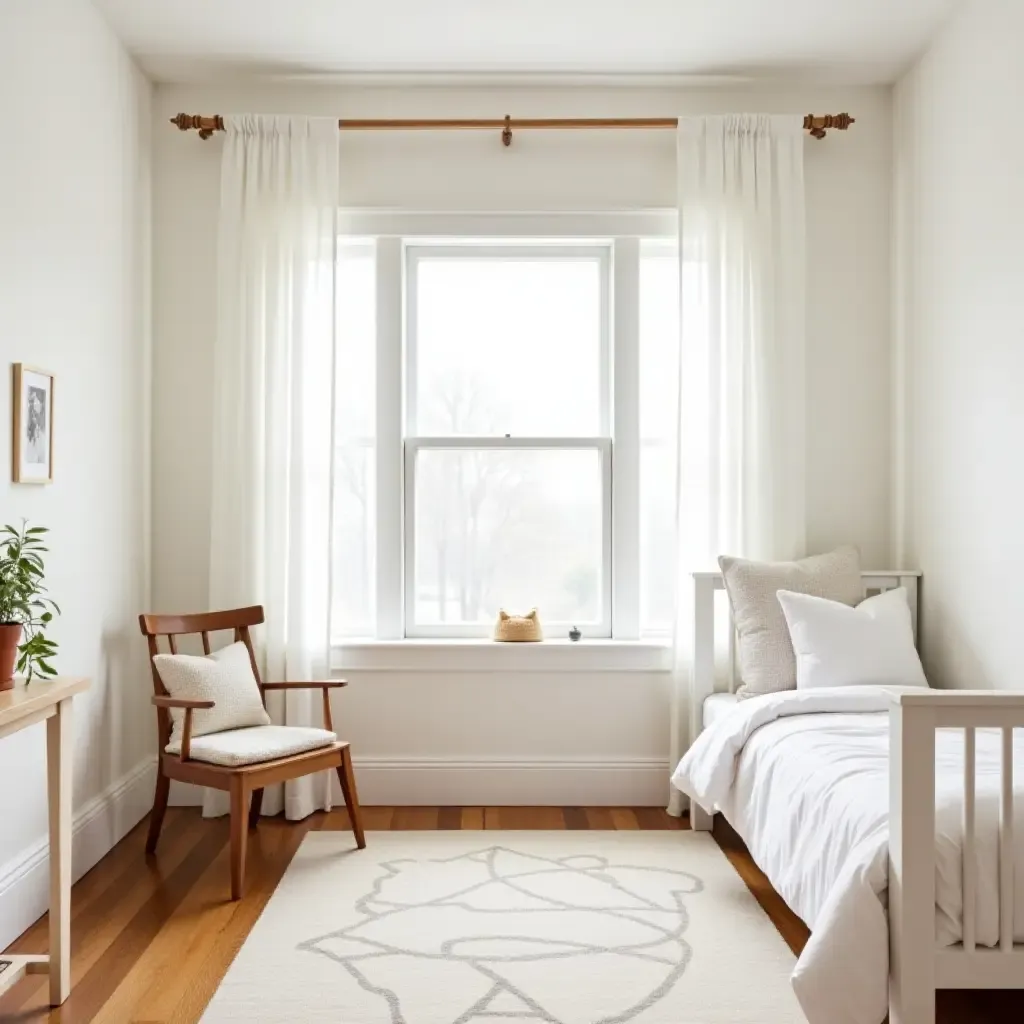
[
  {"xmin": 359, "ymin": 807, "xmax": 394, "ymax": 830},
  {"xmin": 494, "ymin": 807, "xmax": 566, "ymax": 830},
  {"xmin": 483, "ymin": 807, "xmax": 502, "ymax": 829},
  {"xmin": 391, "ymin": 807, "xmax": 439, "ymax": 830},
  {"xmin": 633, "ymin": 808, "xmax": 686, "ymax": 830},
  {"xmin": 562, "ymin": 807, "xmax": 589, "ymax": 830},
  {"xmin": 609, "ymin": 808, "xmax": 640, "ymax": 830},
  {"xmin": 437, "ymin": 807, "xmax": 462, "ymax": 830},
  {"xmin": 460, "ymin": 808, "xmax": 484, "ymax": 829},
  {"xmin": 312, "ymin": 809, "xmax": 351, "ymax": 831},
  {"xmin": 584, "ymin": 808, "xmax": 615, "ymax": 829}
]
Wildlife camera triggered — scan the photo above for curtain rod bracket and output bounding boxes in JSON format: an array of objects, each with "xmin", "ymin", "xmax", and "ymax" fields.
[{"xmin": 502, "ymin": 115, "xmax": 512, "ymax": 148}]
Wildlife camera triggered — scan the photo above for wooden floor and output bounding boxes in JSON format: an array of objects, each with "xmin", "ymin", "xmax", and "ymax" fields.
[{"xmin": 1, "ymin": 807, "xmax": 1021, "ymax": 1023}]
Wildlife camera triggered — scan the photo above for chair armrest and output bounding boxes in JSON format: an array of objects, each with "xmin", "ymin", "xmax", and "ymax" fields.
[
  {"xmin": 261, "ymin": 681, "xmax": 347, "ymax": 731},
  {"xmin": 152, "ymin": 695, "xmax": 216, "ymax": 709},
  {"xmin": 152, "ymin": 696, "xmax": 211, "ymax": 762},
  {"xmin": 261, "ymin": 680, "xmax": 348, "ymax": 690}
]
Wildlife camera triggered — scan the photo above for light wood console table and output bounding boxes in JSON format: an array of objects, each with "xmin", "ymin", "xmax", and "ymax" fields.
[{"xmin": 0, "ymin": 677, "xmax": 89, "ymax": 1006}]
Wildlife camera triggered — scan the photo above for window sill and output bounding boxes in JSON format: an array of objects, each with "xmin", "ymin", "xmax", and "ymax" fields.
[{"xmin": 330, "ymin": 638, "xmax": 671, "ymax": 674}]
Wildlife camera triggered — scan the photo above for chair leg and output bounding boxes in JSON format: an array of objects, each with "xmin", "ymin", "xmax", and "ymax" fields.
[
  {"xmin": 229, "ymin": 776, "xmax": 248, "ymax": 901},
  {"xmin": 248, "ymin": 787, "xmax": 264, "ymax": 830},
  {"xmin": 336, "ymin": 746, "xmax": 366, "ymax": 850},
  {"xmin": 146, "ymin": 770, "xmax": 171, "ymax": 855}
]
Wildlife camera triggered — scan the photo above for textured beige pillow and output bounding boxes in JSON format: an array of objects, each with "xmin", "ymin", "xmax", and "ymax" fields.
[
  {"xmin": 719, "ymin": 546, "xmax": 863, "ymax": 697},
  {"xmin": 153, "ymin": 641, "xmax": 271, "ymax": 751}
]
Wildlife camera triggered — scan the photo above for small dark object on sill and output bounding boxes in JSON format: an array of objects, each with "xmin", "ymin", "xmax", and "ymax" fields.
[{"xmin": 568, "ymin": 626, "xmax": 582, "ymax": 642}]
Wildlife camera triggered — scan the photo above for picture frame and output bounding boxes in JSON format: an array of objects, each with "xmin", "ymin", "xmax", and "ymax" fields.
[{"xmin": 12, "ymin": 364, "xmax": 55, "ymax": 484}]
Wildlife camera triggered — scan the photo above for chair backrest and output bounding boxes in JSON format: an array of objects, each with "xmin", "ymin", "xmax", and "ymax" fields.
[{"xmin": 139, "ymin": 606, "xmax": 266, "ymax": 751}]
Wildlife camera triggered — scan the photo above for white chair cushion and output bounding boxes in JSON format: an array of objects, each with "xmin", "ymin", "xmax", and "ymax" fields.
[
  {"xmin": 154, "ymin": 641, "xmax": 271, "ymax": 748},
  {"xmin": 166, "ymin": 725, "xmax": 337, "ymax": 767}
]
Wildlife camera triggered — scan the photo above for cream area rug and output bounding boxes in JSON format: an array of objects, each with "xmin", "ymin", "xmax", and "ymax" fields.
[{"xmin": 202, "ymin": 831, "xmax": 806, "ymax": 1023}]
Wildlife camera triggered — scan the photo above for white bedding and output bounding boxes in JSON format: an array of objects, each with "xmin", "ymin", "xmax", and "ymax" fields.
[{"xmin": 671, "ymin": 687, "xmax": 1024, "ymax": 1024}]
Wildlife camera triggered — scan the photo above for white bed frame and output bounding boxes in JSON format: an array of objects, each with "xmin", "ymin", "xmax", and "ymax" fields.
[{"xmin": 689, "ymin": 569, "xmax": 1024, "ymax": 1024}]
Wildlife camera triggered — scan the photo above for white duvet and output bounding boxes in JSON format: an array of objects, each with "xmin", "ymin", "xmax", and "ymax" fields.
[{"xmin": 671, "ymin": 687, "xmax": 1024, "ymax": 1024}]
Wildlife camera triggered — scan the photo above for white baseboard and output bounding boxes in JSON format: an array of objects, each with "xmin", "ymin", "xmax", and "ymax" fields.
[
  {"xmin": 353, "ymin": 756, "xmax": 670, "ymax": 806},
  {"xmin": 168, "ymin": 756, "xmax": 672, "ymax": 809},
  {"xmin": 0, "ymin": 756, "xmax": 157, "ymax": 950}
]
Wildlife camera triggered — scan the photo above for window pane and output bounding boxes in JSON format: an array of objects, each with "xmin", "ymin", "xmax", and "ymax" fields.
[
  {"xmin": 332, "ymin": 244, "xmax": 376, "ymax": 637},
  {"xmin": 640, "ymin": 248, "xmax": 680, "ymax": 632},
  {"xmin": 413, "ymin": 255, "xmax": 603, "ymax": 435},
  {"xmin": 412, "ymin": 448, "xmax": 604, "ymax": 627}
]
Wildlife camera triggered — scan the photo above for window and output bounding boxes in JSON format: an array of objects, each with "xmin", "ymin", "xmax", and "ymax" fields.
[{"xmin": 330, "ymin": 216, "xmax": 680, "ymax": 643}]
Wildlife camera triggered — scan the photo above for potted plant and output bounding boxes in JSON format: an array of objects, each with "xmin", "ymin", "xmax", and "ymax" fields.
[{"xmin": 0, "ymin": 521, "xmax": 60, "ymax": 689}]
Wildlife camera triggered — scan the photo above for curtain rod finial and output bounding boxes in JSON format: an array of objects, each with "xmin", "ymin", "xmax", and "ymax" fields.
[{"xmin": 805, "ymin": 112, "xmax": 855, "ymax": 138}]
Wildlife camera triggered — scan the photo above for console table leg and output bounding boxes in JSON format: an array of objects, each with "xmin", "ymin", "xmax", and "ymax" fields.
[{"xmin": 46, "ymin": 698, "xmax": 72, "ymax": 1006}]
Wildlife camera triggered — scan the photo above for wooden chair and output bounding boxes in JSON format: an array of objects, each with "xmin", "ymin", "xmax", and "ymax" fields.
[{"xmin": 139, "ymin": 605, "xmax": 365, "ymax": 899}]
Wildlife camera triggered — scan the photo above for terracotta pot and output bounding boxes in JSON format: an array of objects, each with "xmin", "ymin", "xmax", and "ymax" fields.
[{"xmin": 0, "ymin": 623, "xmax": 22, "ymax": 690}]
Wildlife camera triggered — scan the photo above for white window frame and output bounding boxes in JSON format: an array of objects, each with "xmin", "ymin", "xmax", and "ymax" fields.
[{"xmin": 340, "ymin": 211, "xmax": 677, "ymax": 647}]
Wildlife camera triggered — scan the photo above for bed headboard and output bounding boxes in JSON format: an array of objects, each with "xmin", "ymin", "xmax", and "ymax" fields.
[{"xmin": 690, "ymin": 571, "xmax": 922, "ymax": 741}]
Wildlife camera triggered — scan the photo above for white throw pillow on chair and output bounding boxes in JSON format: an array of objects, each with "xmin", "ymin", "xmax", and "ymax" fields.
[
  {"xmin": 776, "ymin": 586, "xmax": 929, "ymax": 690},
  {"xmin": 154, "ymin": 641, "xmax": 272, "ymax": 751}
]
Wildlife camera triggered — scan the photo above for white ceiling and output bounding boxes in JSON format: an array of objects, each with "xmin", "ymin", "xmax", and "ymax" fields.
[{"xmin": 93, "ymin": 0, "xmax": 957, "ymax": 85}]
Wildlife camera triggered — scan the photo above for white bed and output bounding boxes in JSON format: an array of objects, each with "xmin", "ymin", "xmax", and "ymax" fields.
[{"xmin": 672, "ymin": 571, "xmax": 1024, "ymax": 1024}]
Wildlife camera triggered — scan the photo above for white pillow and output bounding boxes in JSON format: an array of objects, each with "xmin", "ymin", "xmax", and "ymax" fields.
[
  {"xmin": 776, "ymin": 587, "xmax": 929, "ymax": 690},
  {"xmin": 153, "ymin": 641, "xmax": 271, "ymax": 751}
]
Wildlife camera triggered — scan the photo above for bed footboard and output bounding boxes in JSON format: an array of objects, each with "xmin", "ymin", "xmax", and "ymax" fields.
[{"xmin": 889, "ymin": 691, "xmax": 1024, "ymax": 1024}]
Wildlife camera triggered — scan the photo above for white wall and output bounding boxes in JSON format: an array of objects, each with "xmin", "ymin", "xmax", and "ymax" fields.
[
  {"xmin": 152, "ymin": 81, "xmax": 894, "ymax": 804},
  {"xmin": 0, "ymin": 0, "xmax": 153, "ymax": 945},
  {"xmin": 894, "ymin": 0, "xmax": 1024, "ymax": 690}
]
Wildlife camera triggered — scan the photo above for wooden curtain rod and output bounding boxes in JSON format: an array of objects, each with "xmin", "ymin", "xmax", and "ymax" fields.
[{"xmin": 170, "ymin": 112, "xmax": 855, "ymax": 143}]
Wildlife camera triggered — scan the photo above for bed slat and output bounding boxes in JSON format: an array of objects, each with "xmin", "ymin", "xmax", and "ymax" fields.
[
  {"xmin": 1001, "ymin": 726, "xmax": 1015, "ymax": 953},
  {"xmin": 963, "ymin": 727, "xmax": 977, "ymax": 953}
]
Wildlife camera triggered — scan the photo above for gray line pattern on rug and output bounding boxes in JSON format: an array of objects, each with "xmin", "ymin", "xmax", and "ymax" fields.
[{"xmin": 300, "ymin": 845, "xmax": 704, "ymax": 1024}]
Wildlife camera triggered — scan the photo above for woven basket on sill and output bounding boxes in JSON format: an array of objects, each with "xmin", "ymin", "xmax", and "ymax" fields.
[{"xmin": 493, "ymin": 608, "xmax": 544, "ymax": 642}]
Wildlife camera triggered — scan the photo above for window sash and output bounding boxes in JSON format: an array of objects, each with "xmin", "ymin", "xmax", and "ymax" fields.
[
  {"xmin": 403, "ymin": 436, "xmax": 613, "ymax": 638},
  {"xmin": 404, "ymin": 243, "xmax": 612, "ymax": 438}
]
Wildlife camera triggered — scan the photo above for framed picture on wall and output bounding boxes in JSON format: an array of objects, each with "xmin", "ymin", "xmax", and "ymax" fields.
[{"xmin": 12, "ymin": 364, "xmax": 55, "ymax": 484}]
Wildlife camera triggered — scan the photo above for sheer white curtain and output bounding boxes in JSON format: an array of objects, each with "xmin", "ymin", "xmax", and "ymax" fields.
[
  {"xmin": 667, "ymin": 115, "xmax": 807, "ymax": 815},
  {"xmin": 205, "ymin": 115, "xmax": 339, "ymax": 820}
]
